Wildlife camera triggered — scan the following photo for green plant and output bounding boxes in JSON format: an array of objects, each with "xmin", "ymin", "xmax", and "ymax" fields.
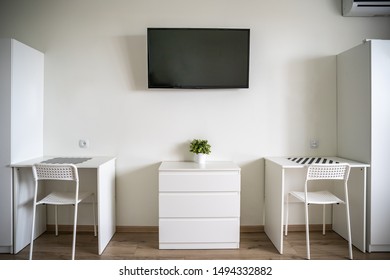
[{"xmin": 189, "ymin": 139, "xmax": 211, "ymax": 155}]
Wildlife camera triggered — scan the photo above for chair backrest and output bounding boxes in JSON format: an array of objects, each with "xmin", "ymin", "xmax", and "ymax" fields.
[
  {"xmin": 32, "ymin": 163, "xmax": 79, "ymax": 182},
  {"xmin": 306, "ymin": 163, "xmax": 350, "ymax": 182}
]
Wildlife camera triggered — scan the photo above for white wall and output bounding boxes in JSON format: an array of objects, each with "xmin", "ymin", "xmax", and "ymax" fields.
[{"xmin": 1, "ymin": 0, "xmax": 390, "ymax": 227}]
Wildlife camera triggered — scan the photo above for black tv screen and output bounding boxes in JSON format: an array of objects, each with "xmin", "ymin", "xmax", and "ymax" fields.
[{"xmin": 147, "ymin": 28, "xmax": 250, "ymax": 89}]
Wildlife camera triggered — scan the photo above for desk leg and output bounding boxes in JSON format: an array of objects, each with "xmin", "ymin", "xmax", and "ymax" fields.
[
  {"xmin": 97, "ymin": 159, "xmax": 116, "ymax": 255},
  {"xmin": 264, "ymin": 160, "xmax": 284, "ymax": 254},
  {"xmin": 333, "ymin": 167, "xmax": 366, "ymax": 252},
  {"xmin": 13, "ymin": 167, "xmax": 46, "ymax": 254}
]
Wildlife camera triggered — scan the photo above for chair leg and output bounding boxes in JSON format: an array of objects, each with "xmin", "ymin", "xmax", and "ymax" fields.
[
  {"xmin": 92, "ymin": 193, "xmax": 97, "ymax": 237},
  {"xmin": 72, "ymin": 204, "xmax": 78, "ymax": 260},
  {"xmin": 345, "ymin": 203, "xmax": 353, "ymax": 260},
  {"xmin": 29, "ymin": 181, "xmax": 39, "ymax": 260},
  {"xmin": 342, "ymin": 181, "xmax": 353, "ymax": 260},
  {"xmin": 322, "ymin": 204, "xmax": 326, "ymax": 235},
  {"xmin": 29, "ymin": 204, "xmax": 37, "ymax": 260},
  {"xmin": 285, "ymin": 194, "xmax": 289, "ymax": 236},
  {"xmin": 305, "ymin": 203, "xmax": 310, "ymax": 260},
  {"xmin": 55, "ymin": 205, "xmax": 58, "ymax": 236}
]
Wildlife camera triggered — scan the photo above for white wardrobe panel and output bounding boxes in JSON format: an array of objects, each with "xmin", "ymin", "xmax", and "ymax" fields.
[
  {"xmin": 370, "ymin": 41, "xmax": 390, "ymax": 246},
  {"xmin": 0, "ymin": 38, "xmax": 44, "ymax": 253},
  {"xmin": 10, "ymin": 39, "xmax": 44, "ymax": 163},
  {"xmin": 336, "ymin": 42, "xmax": 371, "ymax": 163},
  {"xmin": 337, "ymin": 40, "xmax": 390, "ymax": 252},
  {"xmin": 0, "ymin": 38, "xmax": 13, "ymax": 251}
]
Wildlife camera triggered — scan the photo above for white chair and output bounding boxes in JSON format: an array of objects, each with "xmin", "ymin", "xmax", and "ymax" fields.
[
  {"xmin": 29, "ymin": 163, "xmax": 97, "ymax": 260},
  {"xmin": 284, "ymin": 163, "xmax": 352, "ymax": 260}
]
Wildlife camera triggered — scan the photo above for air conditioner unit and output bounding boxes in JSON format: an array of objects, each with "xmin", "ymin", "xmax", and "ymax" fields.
[{"xmin": 343, "ymin": 0, "xmax": 390, "ymax": 16}]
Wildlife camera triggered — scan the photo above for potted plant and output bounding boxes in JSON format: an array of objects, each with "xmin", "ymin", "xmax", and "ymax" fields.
[{"xmin": 189, "ymin": 139, "xmax": 211, "ymax": 164}]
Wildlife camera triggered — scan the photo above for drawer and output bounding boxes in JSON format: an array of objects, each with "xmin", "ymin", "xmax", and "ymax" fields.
[
  {"xmin": 159, "ymin": 218, "xmax": 239, "ymax": 243},
  {"xmin": 159, "ymin": 171, "xmax": 240, "ymax": 192},
  {"xmin": 159, "ymin": 192, "xmax": 240, "ymax": 218}
]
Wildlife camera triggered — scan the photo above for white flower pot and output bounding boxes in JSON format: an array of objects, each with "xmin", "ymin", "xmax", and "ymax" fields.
[{"xmin": 194, "ymin": 153, "xmax": 207, "ymax": 165}]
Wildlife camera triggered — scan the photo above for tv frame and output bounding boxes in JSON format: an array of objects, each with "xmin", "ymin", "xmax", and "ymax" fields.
[{"xmin": 147, "ymin": 27, "xmax": 250, "ymax": 89}]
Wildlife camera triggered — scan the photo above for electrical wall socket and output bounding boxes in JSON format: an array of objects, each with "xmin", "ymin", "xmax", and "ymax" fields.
[
  {"xmin": 79, "ymin": 139, "xmax": 89, "ymax": 148},
  {"xmin": 310, "ymin": 139, "xmax": 319, "ymax": 149}
]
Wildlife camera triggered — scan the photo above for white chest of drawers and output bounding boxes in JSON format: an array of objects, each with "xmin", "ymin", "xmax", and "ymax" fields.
[{"xmin": 158, "ymin": 161, "xmax": 241, "ymax": 249}]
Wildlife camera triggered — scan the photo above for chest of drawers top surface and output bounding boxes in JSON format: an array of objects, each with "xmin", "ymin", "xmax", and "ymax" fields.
[{"xmin": 159, "ymin": 161, "xmax": 240, "ymax": 171}]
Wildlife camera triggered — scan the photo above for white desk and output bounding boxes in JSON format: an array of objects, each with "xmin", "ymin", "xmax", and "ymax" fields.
[
  {"xmin": 264, "ymin": 156, "xmax": 369, "ymax": 254},
  {"xmin": 11, "ymin": 156, "xmax": 116, "ymax": 255}
]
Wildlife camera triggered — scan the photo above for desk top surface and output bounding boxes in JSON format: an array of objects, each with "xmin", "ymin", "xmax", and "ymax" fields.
[
  {"xmin": 265, "ymin": 156, "xmax": 370, "ymax": 168},
  {"xmin": 11, "ymin": 156, "xmax": 116, "ymax": 168}
]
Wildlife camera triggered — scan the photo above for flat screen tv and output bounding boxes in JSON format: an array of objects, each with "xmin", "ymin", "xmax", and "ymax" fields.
[{"xmin": 147, "ymin": 28, "xmax": 250, "ymax": 89}]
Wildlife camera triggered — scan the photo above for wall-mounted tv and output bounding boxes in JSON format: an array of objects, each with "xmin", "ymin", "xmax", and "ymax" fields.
[{"xmin": 147, "ymin": 28, "xmax": 250, "ymax": 89}]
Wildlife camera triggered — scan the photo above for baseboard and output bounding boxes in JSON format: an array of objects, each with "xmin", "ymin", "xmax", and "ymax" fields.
[
  {"xmin": 116, "ymin": 225, "xmax": 331, "ymax": 233},
  {"xmin": 47, "ymin": 224, "xmax": 95, "ymax": 232},
  {"xmin": 286, "ymin": 224, "xmax": 332, "ymax": 232},
  {"xmin": 115, "ymin": 226, "xmax": 265, "ymax": 233},
  {"xmin": 47, "ymin": 224, "xmax": 331, "ymax": 233},
  {"xmin": 46, "ymin": 225, "xmax": 264, "ymax": 233},
  {"xmin": 116, "ymin": 226, "xmax": 159, "ymax": 233},
  {"xmin": 115, "ymin": 224, "xmax": 331, "ymax": 233},
  {"xmin": 240, "ymin": 225, "xmax": 264, "ymax": 233}
]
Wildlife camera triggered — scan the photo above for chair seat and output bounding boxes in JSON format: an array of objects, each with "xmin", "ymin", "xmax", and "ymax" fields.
[
  {"xmin": 37, "ymin": 192, "xmax": 93, "ymax": 205},
  {"xmin": 290, "ymin": 190, "xmax": 344, "ymax": 205}
]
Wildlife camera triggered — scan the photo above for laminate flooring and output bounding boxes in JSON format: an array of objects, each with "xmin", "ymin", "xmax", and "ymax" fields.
[{"xmin": 1, "ymin": 231, "xmax": 390, "ymax": 260}]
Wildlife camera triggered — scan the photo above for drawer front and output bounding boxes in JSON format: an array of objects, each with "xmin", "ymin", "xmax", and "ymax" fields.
[
  {"xmin": 159, "ymin": 218, "xmax": 239, "ymax": 243},
  {"xmin": 159, "ymin": 192, "xmax": 240, "ymax": 218},
  {"xmin": 159, "ymin": 171, "xmax": 240, "ymax": 192}
]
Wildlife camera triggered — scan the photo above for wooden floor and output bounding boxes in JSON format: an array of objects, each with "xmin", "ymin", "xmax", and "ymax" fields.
[{"xmin": 1, "ymin": 231, "xmax": 390, "ymax": 260}]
